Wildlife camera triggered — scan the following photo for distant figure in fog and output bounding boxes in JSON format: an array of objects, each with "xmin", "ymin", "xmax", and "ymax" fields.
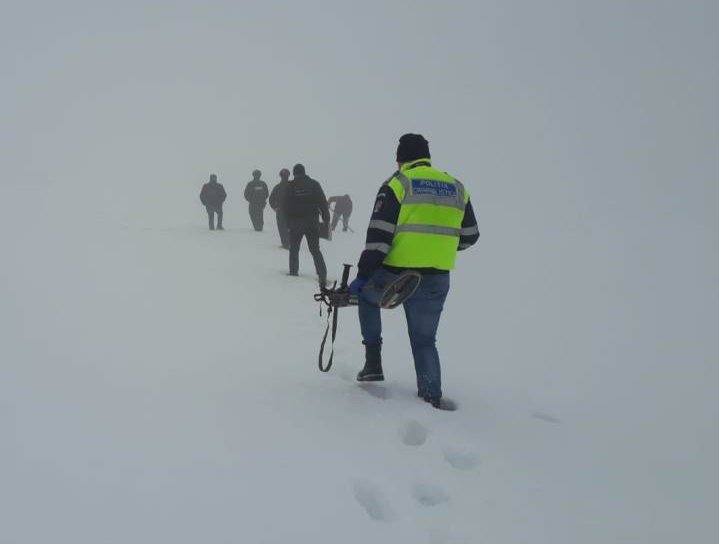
[
  {"xmin": 283, "ymin": 163, "xmax": 330, "ymax": 287},
  {"xmin": 244, "ymin": 169, "xmax": 269, "ymax": 231},
  {"xmin": 199, "ymin": 174, "xmax": 227, "ymax": 231},
  {"xmin": 328, "ymin": 194, "xmax": 353, "ymax": 232},
  {"xmin": 269, "ymin": 168, "xmax": 291, "ymax": 249}
]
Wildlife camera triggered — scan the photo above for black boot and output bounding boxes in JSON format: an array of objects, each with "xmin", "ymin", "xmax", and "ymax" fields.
[
  {"xmin": 356, "ymin": 342, "xmax": 384, "ymax": 382},
  {"xmin": 423, "ymin": 396, "xmax": 457, "ymax": 411}
]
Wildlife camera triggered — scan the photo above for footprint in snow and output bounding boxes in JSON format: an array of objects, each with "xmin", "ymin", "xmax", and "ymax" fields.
[
  {"xmin": 443, "ymin": 448, "xmax": 480, "ymax": 471},
  {"xmin": 532, "ymin": 410, "xmax": 562, "ymax": 424},
  {"xmin": 334, "ymin": 361, "xmax": 356, "ymax": 383},
  {"xmin": 400, "ymin": 420, "xmax": 428, "ymax": 446},
  {"xmin": 352, "ymin": 480, "xmax": 397, "ymax": 522},
  {"xmin": 428, "ymin": 528, "xmax": 469, "ymax": 544},
  {"xmin": 360, "ymin": 383, "xmax": 392, "ymax": 400},
  {"xmin": 412, "ymin": 482, "xmax": 450, "ymax": 507}
]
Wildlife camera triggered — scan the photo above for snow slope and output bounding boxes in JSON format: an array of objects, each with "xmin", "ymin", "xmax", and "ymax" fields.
[{"xmin": 2, "ymin": 177, "xmax": 716, "ymax": 544}]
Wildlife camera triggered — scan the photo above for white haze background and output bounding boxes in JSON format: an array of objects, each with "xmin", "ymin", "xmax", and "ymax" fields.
[{"xmin": 1, "ymin": 1, "xmax": 717, "ymax": 543}]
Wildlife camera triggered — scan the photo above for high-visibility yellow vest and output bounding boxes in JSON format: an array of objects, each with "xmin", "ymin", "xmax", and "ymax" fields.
[{"xmin": 383, "ymin": 159, "xmax": 469, "ymax": 270}]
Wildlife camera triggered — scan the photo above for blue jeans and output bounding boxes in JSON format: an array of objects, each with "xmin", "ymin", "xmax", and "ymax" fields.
[{"xmin": 359, "ymin": 268, "xmax": 450, "ymax": 399}]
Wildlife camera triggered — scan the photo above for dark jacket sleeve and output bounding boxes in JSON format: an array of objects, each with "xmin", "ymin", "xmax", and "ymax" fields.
[
  {"xmin": 458, "ymin": 197, "xmax": 479, "ymax": 250},
  {"xmin": 281, "ymin": 183, "xmax": 292, "ymax": 214},
  {"xmin": 316, "ymin": 182, "xmax": 330, "ymax": 223},
  {"xmin": 261, "ymin": 182, "xmax": 269, "ymax": 203},
  {"xmin": 243, "ymin": 183, "xmax": 252, "ymax": 202},
  {"xmin": 200, "ymin": 184, "xmax": 208, "ymax": 205},
  {"xmin": 219, "ymin": 184, "xmax": 227, "ymax": 204},
  {"xmin": 356, "ymin": 183, "xmax": 401, "ymax": 280},
  {"xmin": 269, "ymin": 184, "xmax": 280, "ymax": 210}
]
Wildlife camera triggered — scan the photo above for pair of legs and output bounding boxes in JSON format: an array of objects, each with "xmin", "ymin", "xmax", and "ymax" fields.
[
  {"xmin": 249, "ymin": 205, "xmax": 264, "ymax": 231},
  {"xmin": 330, "ymin": 211, "xmax": 350, "ymax": 232},
  {"xmin": 206, "ymin": 205, "xmax": 223, "ymax": 230},
  {"xmin": 276, "ymin": 211, "xmax": 290, "ymax": 249},
  {"xmin": 358, "ymin": 268, "xmax": 450, "ymax": 400},
  {"xmin": 288, "ymin": 222, "xmax": 327, "ymax": 285}
]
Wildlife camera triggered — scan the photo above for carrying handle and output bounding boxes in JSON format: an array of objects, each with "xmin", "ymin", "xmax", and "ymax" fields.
[{"xmin": 317, "ymin": 264, "xmax": 354, "ymax": 373}]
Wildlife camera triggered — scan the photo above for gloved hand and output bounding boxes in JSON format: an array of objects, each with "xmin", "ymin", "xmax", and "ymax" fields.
[{"xmin": 349, "ymin": 278, "xmax": 366, "ymax": 295}]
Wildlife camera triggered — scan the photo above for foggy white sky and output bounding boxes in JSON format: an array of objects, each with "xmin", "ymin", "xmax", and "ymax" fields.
[{"xmin": 2, "ymin": 0, "xmax": 715, "ymax": 194}]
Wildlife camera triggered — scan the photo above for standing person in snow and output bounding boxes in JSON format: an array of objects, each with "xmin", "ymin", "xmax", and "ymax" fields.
[
  {"xmin": 199, "ymin": 173, "xmax": 227, "ymax": 231},
  {"xmin": 243, "ymin": 169, "xmax": 269, "ymax": 231},
  {"xmin": 348, "ymin": 134, "xmax": 479, "ymax": 410},
  {"xmin": 283, "ymin": 163, "xmax": 330, "ymax": 287},
  {"xmin": 328, "ymin": 194, "xmax": 353, "ymax": 232},
  {"xmin": 269, "ymin": 168, "xmax": 291, "ymax": 249}
]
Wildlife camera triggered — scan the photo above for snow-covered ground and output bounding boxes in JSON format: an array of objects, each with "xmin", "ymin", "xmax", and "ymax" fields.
[{"xmin": 2, "ymin": 175, "xmax": 716, "ymax": 544}]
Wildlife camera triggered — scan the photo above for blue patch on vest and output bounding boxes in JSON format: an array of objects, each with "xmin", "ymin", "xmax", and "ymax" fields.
[{"xmin": 411, "ymin": 179, "xmax": 457, "ymax": 198}]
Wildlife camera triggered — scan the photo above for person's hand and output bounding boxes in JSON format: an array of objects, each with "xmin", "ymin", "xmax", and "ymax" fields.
[{"xmin": 349, "ymin": 278, "xmax": 366, "ymax": 295}]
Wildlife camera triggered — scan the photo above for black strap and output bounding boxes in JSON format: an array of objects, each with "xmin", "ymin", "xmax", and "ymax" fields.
[{"xmin": 318, "ymin": 304, "xmax": 339, "ymax": 372}]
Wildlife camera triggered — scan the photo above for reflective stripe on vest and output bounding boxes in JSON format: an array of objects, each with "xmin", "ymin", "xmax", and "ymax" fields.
[
  {"xmin": 395, "ymin": 224, "xmax": 461, "ymax": 237},
  {"xmin": 365, "ymin": 242, "xmax": 392, "ymax": 254}
]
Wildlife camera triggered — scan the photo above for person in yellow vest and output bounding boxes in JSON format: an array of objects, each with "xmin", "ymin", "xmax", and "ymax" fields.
[{"xmin": 349, "ymin": 134, "xmax": 479, "ymax": 410}]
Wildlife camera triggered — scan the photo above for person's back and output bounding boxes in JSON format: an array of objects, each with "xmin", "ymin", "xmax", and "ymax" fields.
[
  {"xmin": 334, "ymin": 194, "xmax": 352, "ymax": 214},
  {"xmin": 269, "ymin": 168, "xmax": 291, "ymax": 249},
  {"xmin": 200, "ymin": 179, "xmax": 226, "ymax": 208},
  {"xmin": 284, "ymin": 167, "xmax": 329, "ymax": 226},
  {"xmin": 284, "ymin": 163, "xmax": 329, "ymax": 286},
  {"xmin": 349, "ymin": 133, "xmax": 479, "ymax": 410},
  {"xmin": 328, "ymin": 194, "xmax": 353, "ymax": 231},
  {"xmin": 244, "ymin": 169, "xmax": 269, "ymax": 231},
  {"xmin": 269, "ymin": 174, "xmax": 290, "ymax": 212},
  {"xmin": 199, "ymin": 174, "xmax": 227, "ymax": 230}
]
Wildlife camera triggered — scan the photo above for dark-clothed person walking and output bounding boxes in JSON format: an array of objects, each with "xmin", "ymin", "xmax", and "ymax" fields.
[
  {"xmin": 244, "ymin": 169, "xmax": 269, "ymax": 231},
  {"xmin": 199, "ymin": 174, "xmax": 227, "ymax": 230},
  {"xmin": 269, "ymin": 168, "xmax": 291, "ymax": 249},
  {"xmin": 348, "ymin": 134, "xmax": 480, "ymax": 410},
  {"xmin": 328, "ymin": 194, "xmax": 353, "ymax": 232},
  {"xmin": 283, "ymin": 163, "xmax": 330, "ymax": 287}
]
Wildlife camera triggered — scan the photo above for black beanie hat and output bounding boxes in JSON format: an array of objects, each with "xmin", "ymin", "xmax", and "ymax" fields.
[
  {"xmin": 293, "ymin": 163, "xmax": 306, "ymax": 176},
  {"xmin": 396, "ymin": 133, "xmax": 430, "ymax": 163}
]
